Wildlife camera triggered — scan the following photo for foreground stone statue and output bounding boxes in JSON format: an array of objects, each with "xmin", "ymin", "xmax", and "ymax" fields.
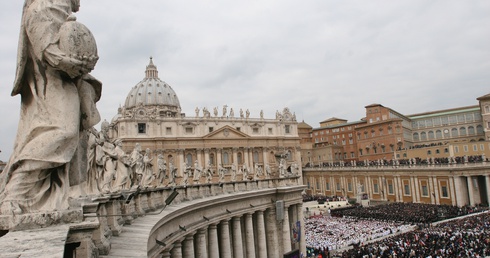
[{"xmin": 0, "ymin": 0, "xmax": 101, "ymax": 215}]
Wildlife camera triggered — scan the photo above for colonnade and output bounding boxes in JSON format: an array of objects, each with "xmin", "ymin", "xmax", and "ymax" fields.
[{"xmin": 160, "ymin": 203, "xmax": 304, "ymax": 258}]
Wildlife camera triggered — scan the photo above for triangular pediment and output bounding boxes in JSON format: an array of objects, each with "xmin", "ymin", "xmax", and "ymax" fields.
[{"xmin": 204, "ymin": 125, "xmax": 250, "ymax": 139}]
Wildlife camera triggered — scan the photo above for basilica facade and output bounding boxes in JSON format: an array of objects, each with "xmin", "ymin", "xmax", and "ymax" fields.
[{"xmin": 108, "ymin": 58, "xmax": 303, "ymax": 182}]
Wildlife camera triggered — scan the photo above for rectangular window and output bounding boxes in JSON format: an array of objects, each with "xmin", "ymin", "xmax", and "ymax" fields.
[
  {"xmin": 388, "ymin": 183, "xmax": 394, "ymax": 195},
  {"xmin": 348, "ymin": 182, "xmax": 352, "ymax": 192},
  {"xmin": 480, "ymin": 144, "xmax": 485, "ymax": 151},
  {"xmin": 166, "ymin": 127, "xmax": 172, "ymax": 135},
  {"xmin": 404, "ymin": 181, "xmax": 410, "ymax": 196},
  {"xmin": 441, "ymin": 186, "xmax": 449, "ymax": 198},
  {"xmin": 236, "ymin": 127, "xmax": 241, "ymax": 131},
  {"xmin": 455, "ymin": 146, "xmax": 459, "ymax": 153},
  {"xmin": 325, "ymin": 182, "xmax": 330, "ymax": 191},
  {"xmin": 138, "ymin": 123, "xmax": 146, "ymax": 134},
  {"xmin": 285, "ymin": 125, "xmax": 291, "ymax": 134},
  {"xmin": 253, "ymin": 128, "xmax": 259, "ymax": 134},
  {"xmin": 373, "ymin": 183, "xmax": 379, "ymax": 193},
  {"xmin": 421, "ymin": 185, "xmax": 429, "ymax": 197},
  {"xmin": 464, "ymin": 145, "xmax": 468, "ymax": 152},
  {"xmin": 185, "ymin": 127, "xmax": 193, "ymax": 134},
  {"xmin": 336, "ymin": 182, "xmax": 341, "ymax": 191},
  {"xmin": 209, "ymin": 127, "xmax": 214, "ymax": 133},
  {"xmin": 268, "ymin": 128, "xmax": 273, "ymax": 135},
  {"xmin": 350, "ymin": 152, "xmax": 355, "ymax": 158},
  {"xmin": 473, "ymin": 145, "xmax": 478, "ymax": 151}
]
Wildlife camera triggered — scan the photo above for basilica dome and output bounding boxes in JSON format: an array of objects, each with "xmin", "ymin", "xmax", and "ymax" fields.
[{"xmin": 124, "ymin": 58, "xmax": 181, "ymax": 111}]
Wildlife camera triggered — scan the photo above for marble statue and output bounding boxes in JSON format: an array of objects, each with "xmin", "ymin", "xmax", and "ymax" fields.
[
  {"xmin": 231, "ymin": 163, "xmax": 237, "ymax": 181},
  {"xmin": 279, "ymin": 158, "xmax": 286, "ymax": 178},
  {"xmin": 112, "ymin": 139, "xmax": 131, "ymax": 192},
  {"xmin": 214, "ymin": 107, "xmax": 218, "ymax": 117},
  {"xmin": 205, "ymin": 161, "xmax": 213, "ymax": 183},
  {"xmin": 265, "ymin": 164, "xmax": 271, "ymax": 179},
  {"xmin": 0, "ymin": 0, "xmax": 101, "ymax": 214},
  {"xmin": 218, "ymin": 164, "xmax": 226, "ymax": 183},
  {"xmin": 222, "ymin": 105, "xmax": 228, "ymax": 117},
  {"xmin": 242, "ymin": 164, "xmax": 249, "ymax": 179},
  {"xmin": 193, "ymin": 160, "xmax": 202, "ymax": 181},
  {"xmin": 157, "ymin": 154, "xmax": 167, "ymax": 185},
  {"xmin": 246, "ymin": 109, "xmax": 250, "ymax": 119},
  {"xmin": 240, "ymin": 108, "xmax": 244, "ymax": 118},
  {"xmin": 130, "ymin": 143, "xmax": 144, "ymax": 187},
  {"xmin": 195, "ymin": 107, "xmax": 200, "ymax": 117},
  {"xmin": 141, "ymin": 148, "xmax": 154, "ymax": 188},
  {"xmin": 169, "ymin": 162, "xmax": 177, "ymax": 186},
  {"xmin": 260, "ymin": 110, "xmax": 264, "ymax": 119},
  {"xmin": 181, "ymin": 162, "xmax": 190, "ymax": 186},
  {"xmin": 254, "ymin": 163, "xmax": 262, "ymax": 180},
  {"xmin": 97, "ymin": 122, "xmax": 116, "ymax": 194},
  {"xmin": 229, "ymin": 108, "xmax": 234, "ymax": 118}
]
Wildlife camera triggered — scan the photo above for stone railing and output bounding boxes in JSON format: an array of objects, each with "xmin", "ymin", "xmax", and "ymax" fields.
[
  {"xmin": 303, "ymin": 161, "xmax": 489, "ymax": 171},
  {"xmin": 68, "ymin": 176, "xmax": 303, "ymax": 257}
]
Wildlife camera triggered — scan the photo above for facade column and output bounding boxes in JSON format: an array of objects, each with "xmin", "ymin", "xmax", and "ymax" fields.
[
  {"xmin": 196, "ymin": 227, "xmax": 208, "ymax": 258},
  {"xmin": 467, "ymin": 176, "xmax": 475, "ymax": 206},
  {"xmin": 262, "ymin": 148, "xmax": 268, "ymax": 166},
  {"xmin": 177, "ymin": 149, "xmax": 185, "ymax": 177},
  {"xmin": 486, "ymin": 176, "xmax": 490, "ymax": 207},
  {"xmin": 256, "ymin": 210, "xmax": 268, "ymax": 258},
  {"xmin": 366, "ymin": 175, "xmax": 372, "ymax": 198},
  {"xmin": 297, "ymin": 203, "xmax": 306, "ymax": 256},
  {"xmin": 433, "ymin": 176, "xmax": 440, "ymax": 205},
  {"xmin": 428, "ymin": 176, "xmax": 435, "ymax": 204},
  {"xmin": 170, "ymin": 241, "xmax": 183, "ymax": 258},
  {"xmin": 265, "ymin": 208, "xmax": 280, "ymax": 258},
  {"xmin": 219, "ymin": 220, "xmax": 232, "ymax": 258},
  {"xmin": 449, "ymin": 175, "xmax": 457, "ymax": 206},
  {"xmin": 453, "ymin": 176, "xmax": 464, "ymax": 206},
  {"xmin": 197, "ymin": 148, "xmax": 203, "ymax": 166},
  {"xmin": 233, "ymin": 148, "xmax": 239, "ymax": 168},
  {"xmin": 282, "ymin": 205, "xmax": 292, "ymax": 253},
  {"xmin": 208, "ymin": 224, "xmax": 219, "ymax": 258},
  {"xmin": 232, "ymin": 217, "xmax": 244, "ymax": 258},
  {"xmin": 217, "ymin": 148, "xmax": 223, "ymax": 167},
  {"xmin": 182, "ymin": 234, "xmax": 195, "ymax": 258},
  {"xmin": 396, "ymin": 176, "xmax": 403, "ymax": 202},
  {"xmin": 204, "ymin": 148, "xmax": 210, "ymax": 166},
  {"xmin": 245, "ymin": 213, "xmax": 256, "ymax": 258},
  {"xmin": 410, "ymin": 176, "xmax": 416, "ymax": 203},
  {"xmin": 161, "ymin": 250, "xmax": 171, "ymax": 258},
  {"xmin": 244, "ymin": 148, "xmax": 250, "ymax": 171},
  {"xmin": 414, "ymin": 176, "xmax": 420, "ymax": 203}
]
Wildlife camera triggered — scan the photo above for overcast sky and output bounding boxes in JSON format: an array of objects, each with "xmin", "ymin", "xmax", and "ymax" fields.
[{"xmin": 0, "ymin": 0, "xmax": 489, "ymax": 161}]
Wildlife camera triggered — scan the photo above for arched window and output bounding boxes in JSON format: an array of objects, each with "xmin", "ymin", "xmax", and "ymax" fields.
[
  {"xmin": 413, "ymin": 133, "xmax": 420, "ymax": 141},
  {"xmin": 459, "ymin": 127, "xmax": 466, "ymax": 136},
  {"xmin": 427, "ymin": 150, "xmax": 432, "ymax": 155},
  {"xmin": 435, "ymin": 130, "xmax": 442, "ymax": 139},
  {"xmin": 428, "ymin": 131, "xmax": 435, "ymax": 140},
  {"xmin": 451, "ymin": 128, "xmax": 458, "ymax": 137},
  {"xmin": 468, "ymin": 126, "xmax": 475, "ymax": 135},
  {"xmin": 420, "ymin": 132, "xmax": 427, "ymax": 141},
  {"xmin": 209, "ymin": 153, "xmax": 215, "ymax": 165},
  {"xmin": 477, "ymin": 125, "xmax": 484, "ymax": 134}
]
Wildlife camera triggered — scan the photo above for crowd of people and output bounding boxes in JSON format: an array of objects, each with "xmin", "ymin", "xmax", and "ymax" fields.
[
  {"xmin": 333, "ymin": 203, "xmax": 481, "ymax": 224},
  {"xmin": 304, "ymin": 203, "xmax": 488, "ymax": 257},
  {"xmin": 340, "ymin": 212, "xmax": 490, "ymax": 257}
]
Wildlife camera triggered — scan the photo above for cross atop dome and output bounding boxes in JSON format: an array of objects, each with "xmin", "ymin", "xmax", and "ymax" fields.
[{"xmin": 145, "ymin": 57, "xmax": 159, "ymax": 79}]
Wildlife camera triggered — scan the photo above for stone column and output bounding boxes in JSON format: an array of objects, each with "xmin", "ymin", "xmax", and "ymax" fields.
[
  {"xmin": 433, "ymin": 176, "xmax": 440, "ymax": 205},
  {"xmin": 208, "ymin": 224, "xmax": 219, "ymax": 258},
  {"xmin": 396, "ymin": 176, "xmax": 403, "ymax": 202},
  {"xmin": 197, "ymin": 148, "xmax": 203, "ymax": 166},
  {"xmin": 170, "ymin": 241, "xmax": 183, "ymax": 258},
  {"xmin": 177, "ymin": 149, "xmax": 185, "ymax": 177},
  {"xmin": 467, "ymin": 176, "xmax": 475, "ymax": 206},
  {"xmin": 233, "ymin": 148, "xmax": 239, "ymax": 168},
  {"xmin": 196, "ymin": 227, "xmax": 208, "ymax": 258},
  {"xmin": 161, "ymin": 250, "xmax": 171, "ymax": 258},
  {"xmin": 410, "ymin": 176, "xmax": 416, "ymax": 202},
  {"xmin": 449, "ymin": 175, "xmax": 457, "ymax": 206},
  {"xmin": 486, "ymin": 176, "xmax": 490, "ymax": 207},
  {"xmin": 262, "ymin": 148, "xmax": 268, "ymax": 167},
  {"xmin": 453, "ymin": 176, "xmax": 464, "ymax": 207},
  {"xmin": 297, "ymin": 203, "xmax": 306, "ymax": 255},
  {"xmin": 244, "ymin": 213, "xmax": 256, "ymax": 258},
  {"xmin": 244, "ymin": 148, "xmax": 250, "ymax": 171},
  {"xmin": 182, "ymin": 234, "xmax": 195, "ymax": 258},
  {"xmin": 219, "ymin": 220, "xmax": 232, "ymax": 258},
  {"xmin": 282, "ymin": 205, "xmax": 292, "ymax": 253},
  {"xmin": 265, "ymin": 208, "xmax": 280, "ymax": 258},
  {"xmin": 428, "ymin": 176, "xmax": 435, "ymax": 204},
  {"xmin": 414, "ymin": 176, "xmax": 420, "ymax": 203},
  {"xmin": 204, "ymin": 148, "xmax": 210, "ymax": 166},
  {"xmin": 232, "ymin": 217, "xmax": 244, "ymax": 258},
  {"xmin": 256, "ymin": 210, "xmax": 268, "ymax": 258},
  {"xmin": 217, "ymin": 148, "xmax": 223, "ymax": 167}
]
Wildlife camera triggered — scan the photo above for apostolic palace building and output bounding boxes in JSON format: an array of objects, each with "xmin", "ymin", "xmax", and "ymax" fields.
[{"xmin": 302, "ymin": 93, "xmax": 490, "ymax": 209}]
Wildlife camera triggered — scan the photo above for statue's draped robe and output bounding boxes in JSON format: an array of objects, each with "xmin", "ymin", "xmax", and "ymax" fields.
[{"xmin": 0, "ymin": 0, "xmax": 100, "ymax": 213}]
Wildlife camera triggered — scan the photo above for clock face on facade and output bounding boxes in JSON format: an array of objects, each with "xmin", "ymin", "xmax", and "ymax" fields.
[{"xmin": 444, "ymin": 129, "xmax": 449, "ymax": 134}]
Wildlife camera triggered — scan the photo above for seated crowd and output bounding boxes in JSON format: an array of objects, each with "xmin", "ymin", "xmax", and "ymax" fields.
[
  {"xmin": 305, "ymin": 203, "xmax": 488, "ymax": 257},
  {"xmin": 340, "ymin": 212, "xmax": 490, "ymax": 257}
]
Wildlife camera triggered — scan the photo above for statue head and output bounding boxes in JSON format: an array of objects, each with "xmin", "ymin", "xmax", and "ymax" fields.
[{"xmin": 71, "ymin": 0, "xmax": 80, "ymax": 12}]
